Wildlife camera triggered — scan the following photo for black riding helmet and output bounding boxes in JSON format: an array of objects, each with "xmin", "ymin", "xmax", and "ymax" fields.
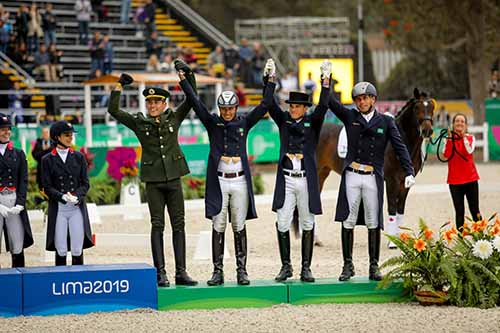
[
  {"xmin": 0, "ymin": 113, "xmax": 12, "ymax": 129},
  {"xmin": 50, "ymin": 120, "xmax": 77, "ymax": 147}
]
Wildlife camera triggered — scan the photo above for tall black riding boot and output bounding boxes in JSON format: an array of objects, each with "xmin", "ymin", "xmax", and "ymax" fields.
[
  {"xmin": 207, "ymin": 229, "xmax": 224, "ymax": 286},
  {"xmin": 173, "ymin": 230, "xmax": 198, "ymax": 286},
  {"xmin": 151, "ymin": 229, "xmax": 169, "ymax": 287},
  {"xmin": 55, "ymin": 253, "xmax": 67, "ymax": 266},
  {"xmin": 275, "ymin": 224, "xmax": 293, "ymax": 282},
  {"xmin": 300, "ymin": 228, "xmax": 315, "ymax": 282},
  {"xmin": 11, "ymin": 251, "xmax": 25, "ymax": 268},
  {"xmin": 72, "ymin": 253, "xmax": 84, "ymax": 265},
  {"xmin": 368, "ymin": 228, "xmax": 383, "ymax": 281},
  {"xmin": 339, "ymin": 227, "xmax": 355, "ymax": 281},
  {"xmin": 234, "ymin": 227, "xmax": 250, "ymax": 285}
]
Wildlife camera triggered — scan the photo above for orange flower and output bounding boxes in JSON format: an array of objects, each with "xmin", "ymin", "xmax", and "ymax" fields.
[
  {"xmin": 490, "ymin": 224, "xmax": 500, "ymax": 236},
  {"xmin": 471, "ymin": 220, "xmax": 487, "ymax": 233},
  {"xmin": 414, "ymin": 239, "xmax": 426, "ymax": 252},
  {"xmin": 400, "ymin": 233, "xmax": 411, "ymax": 242},
  {"xmin": 443, "ymin": 228, "xmax": 458, "ymax": 243},
  {"xmin": 424, "ymin": 228, "xmax": 433, "ymax": 240},
  {"xmin": 461, "ymin": 223, "xmax": 471, "ymax": 237}
]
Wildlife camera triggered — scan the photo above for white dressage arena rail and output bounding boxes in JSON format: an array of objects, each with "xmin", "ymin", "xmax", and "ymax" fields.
[{"xmin": 468, "ymin": 122, "xmax": 489, "ymax": 163}]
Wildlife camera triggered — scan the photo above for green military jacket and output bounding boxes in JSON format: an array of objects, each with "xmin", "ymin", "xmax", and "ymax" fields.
[{"xmin": 108, "ymin": 91, "xmax": 192, "ymax": 182}]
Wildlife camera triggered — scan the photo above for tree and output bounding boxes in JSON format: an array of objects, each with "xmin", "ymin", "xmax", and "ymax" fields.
[{"xmin": 374, "ymin": 0, "xmax": 500, "ymax": 123}]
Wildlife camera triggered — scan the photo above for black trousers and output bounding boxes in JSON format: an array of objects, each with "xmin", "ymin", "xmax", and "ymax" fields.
[
  {"xmin": 449, "ymin": 181, "xmax": 481, "ymax": 230},
  {"xmin": 146, "ymin": 179, "xmax": 185, "ymax": 232}
]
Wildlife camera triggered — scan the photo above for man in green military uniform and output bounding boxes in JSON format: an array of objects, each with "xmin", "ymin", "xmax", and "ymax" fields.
[{"xmin": 107, "ymin": 62, "xmax": 197, "ymax": 287}]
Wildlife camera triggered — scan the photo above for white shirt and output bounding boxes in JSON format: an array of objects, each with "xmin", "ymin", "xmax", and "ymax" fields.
[
  {"xmin": 56, "ymin": 148, "xmax": 69, "ymax": 163},
  {"xmin": 360, "ymin": 109, "xmax": 375, "ymax": 123},
  {"xmin": 0, "ymin": 142, "xmax": 7, "ymax": 156}
]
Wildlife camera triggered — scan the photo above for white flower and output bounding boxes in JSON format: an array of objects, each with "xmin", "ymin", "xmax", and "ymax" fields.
[
  {"xmin": 493, "ymin": 236, "xmax": 500, "ymax": 252},
  {"xmin": 472, "ymin": 240, "xmax": 493, "ymax": 260}
]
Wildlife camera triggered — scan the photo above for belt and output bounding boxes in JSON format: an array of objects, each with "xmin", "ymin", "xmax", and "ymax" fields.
[
  {"xmin": 220, "ymin": 156, "xmax": 241, "ymax": 163},
  {"xmin": 346, "ymin": 167, "xmax": 374, "ymax": 175},
  {"xmin": 349, "ymin": 162, "xmax": 374, "ymax": 172},
  {"xmin": 0, "ymin": 186, "xmax": 16, "ymax": 194},
  {"xmin": 217, "ymin": 171, "xmax": 244, "ymax": 178},
  {"xmin": 286, "ymin": 153, "xmax": 304, "ymax": 160},
  {"xmin": 283, "ymin": 169, "xmax": 306, "ymax": 178}
]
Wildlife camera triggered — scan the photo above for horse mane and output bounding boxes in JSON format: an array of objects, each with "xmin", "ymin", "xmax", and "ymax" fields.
[{"xmin": 395, "ymin": 98, "xmax": 417, "ymax": 120}]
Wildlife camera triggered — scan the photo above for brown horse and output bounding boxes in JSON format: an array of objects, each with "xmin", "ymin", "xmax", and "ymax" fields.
[{"xmin": 308, "ymin": 88, "xmax": 435, "ymax": 237}]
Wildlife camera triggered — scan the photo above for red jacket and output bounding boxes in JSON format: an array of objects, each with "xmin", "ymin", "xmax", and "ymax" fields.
[{"xmin": 443, "ymin": 133, "xmax": 479, "ymax": 185}]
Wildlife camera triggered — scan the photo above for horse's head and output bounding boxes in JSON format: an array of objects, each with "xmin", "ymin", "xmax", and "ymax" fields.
[{"xmin": 413, "ymin": 88, "xmax": 435, "ymax": 138}]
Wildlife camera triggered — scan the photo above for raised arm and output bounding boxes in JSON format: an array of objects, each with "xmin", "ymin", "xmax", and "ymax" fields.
[
  {"xmin": 179, "ymin": 78, "xmax": 213, "ymax": 127},
  {"xmin": 327, "ymin": 83, "xmax": 354, "ymax": 124},
  {"xmin": 107, "ymin": 73, "xmax": 138, "ymax": 131},
  {"xmin": 173, "ymin": 59, "xmax": 197, "ymax": 122},
  {"xmin": 244, "ymin": 86, "xmax": 274, "ymax": 129},
  {"xmin": 311, "ymin": 61, "xmax": 333, "ymax": 124}
]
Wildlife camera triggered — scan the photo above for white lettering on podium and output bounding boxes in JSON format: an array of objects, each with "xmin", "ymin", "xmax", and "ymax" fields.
[{"xmin": 51, "ymin": 280, "xmax": 130, "ymax": 296}]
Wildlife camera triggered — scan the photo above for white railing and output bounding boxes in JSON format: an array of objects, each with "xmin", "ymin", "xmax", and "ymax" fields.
[{"xmin": 469, "ymin": 122, "xmax": 489, "ymax": 162}]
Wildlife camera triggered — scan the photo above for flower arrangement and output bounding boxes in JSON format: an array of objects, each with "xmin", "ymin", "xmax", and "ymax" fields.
[
  {"xmin": 447, "ymin": 214, "xmax": 500, "ymax": 308},
  {"xmin": 106, "ymin": 147, "xmax": 139, "ymax": 185},
  {"xmin": 380, "ymin": 214, "xmax": 500, "ymax": 308},
  {"xmin": 379, "ymin": 219, "xmax": 455, "ymax": 304}
]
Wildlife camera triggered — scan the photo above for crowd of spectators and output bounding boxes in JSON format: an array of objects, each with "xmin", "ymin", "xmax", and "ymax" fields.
[{"xmin": 1, "ymin": 3, "xmax": 64, "ymax": 82}]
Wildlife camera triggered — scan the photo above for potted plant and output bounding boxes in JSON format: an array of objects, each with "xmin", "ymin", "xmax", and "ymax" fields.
[
  {"xmin": 379, "ymin": 219, "xmax": 456, "ymax": 305},
  {"xmin": 446, "ymin": 214, "xmax": 500, "ymax": 308}
]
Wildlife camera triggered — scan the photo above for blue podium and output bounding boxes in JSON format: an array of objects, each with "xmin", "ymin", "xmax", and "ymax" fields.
[
  {"xmin": 19, "ymin": 264, "xmax": 157, "ymax": 316},
  {"xmin": 0, "ymin": 268, "xmax": 22, "ymax": 317}
]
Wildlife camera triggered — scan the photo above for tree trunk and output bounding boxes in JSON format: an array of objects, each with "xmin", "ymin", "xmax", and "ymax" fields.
[{"xmin": 465, "ymin": 0, "xmax": 489, "ymax": 124}]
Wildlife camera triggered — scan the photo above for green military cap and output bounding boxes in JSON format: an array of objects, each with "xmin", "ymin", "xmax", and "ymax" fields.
[{"xmin": 142, "ymin": 87, "xmax": 171, "ymax": 100}]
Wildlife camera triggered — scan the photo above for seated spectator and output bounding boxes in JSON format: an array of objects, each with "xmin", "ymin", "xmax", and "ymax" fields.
[
  {"xmin": 34, "ymin": 44, "xmax": 55, "ymax": 81},
  {"xmin": 103, "ymin": 34, "xmax": 113, "ymax": 74},
  {"xmin": 146, "ymin": 54, "xmax": 161, "ymax": 72},
  {"xmin": 488, "ymin": 70, "xmax": 499, "ymax": 98},
  {"xmin": 207, "ymin": 45, "xmax": 225, "ymax": 77},
  {"xmin": 302, "ymin": 72, "xmax": 316, "ymax": 96},
  {"xmin": 10, "ymin": 42, "xmax": 33, "ymax": 73},
  {"xmin": 0, "ymin": 4, "xmax": 10, "ymax": 22},
  {"xmin": 91, "ymin": 0, "xmax": 105, "ymax": 22},
  {"xmin": 223, "ymin": 68, "xmax": 234, "ymax": 90},
  {"xmin": 48, "ymin": 43, "xmax": 63, "ymax": 81},
  {"xmin": 182, "ymin": 47, "xmax": 198, "ymax": 65},
  {"xmin": 279, "ymin": 70, "xmax": 298, "ymax": 101},
  {"xmin": 238, "ymin": 38, "xmax": 254, "ymax": 87},
  {"xmin": 143, "ymin": 0, "xmax": 156, "ymax": 39},
  {"xmin": 145, "ymin": 31, "xmax": 162, "ymax": 58},
  {"xmin": 42, "ymin": 3, "xmax": 57, "ymax": 46},
  {"xmin": 160, "ymin": 54, "xmax": 174, "ymax": 73}
]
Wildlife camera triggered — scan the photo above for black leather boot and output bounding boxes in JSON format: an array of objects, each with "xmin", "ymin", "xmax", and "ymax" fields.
[
  {"xmin": 339, "ymin": 227, "xmax": 355, "ymax": 281},
  {"xmin": 173, "ymin": 230, "xmax": 198, "ymax": 286},
  {"xmin": 11, "ymin": 251, "xmax": 25, "ymax": 268},
  {"xmin": 234, "ymin": 227, "xmax": 250, "ymax": 285},
  {"xmin": 72, "ymin": 253, "xmax": 84, "ymax": 265},
  {"xmin": 151, "ymin": 229, "xmax": 169, "ymax": 287},
  {"xmin": 207, "ymin": 229, "xmax": 224, "ymax": 286},
  {"xmin": 55, "ymin": 253, "xmax": 67, "ymax": 266},
  {"xmin": 368, "ymin": 228, "xmax": 383, "ymax": 281},
  {"xmin": 275, "ymin": 224, "xmax": 293, "ymax": 282},
  {"xmin": 300, "ymin": 228, "xmax": 315, "ymax": 282}
]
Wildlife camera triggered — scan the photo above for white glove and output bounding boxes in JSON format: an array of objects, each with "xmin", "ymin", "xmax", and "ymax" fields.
[
  {"xmin": 62, "ymin": 193, "xmax": 77, "ymax": 204},
  {"xmin": 9, "ymin": 205, "xmax": 24, "ymax": 215},
  {"xmin": 320, "ymin": 60, "xmax": 332, "ymax": 79},
  {"xmin": 404, "ymin": 175, "xmax": 416, "ymax": 189},
  {"xmin": 263, "ymin": 58, "xmax": 276, "ymax": 77},
  {"xmin": 0, "ymin": 204, "xmax": 9, "ymax": 218}
]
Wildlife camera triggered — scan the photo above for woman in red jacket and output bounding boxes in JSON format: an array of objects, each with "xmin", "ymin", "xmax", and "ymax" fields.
[{"xmin": 443, "ymin": 113, "xmax": 481, "ymax": 229}]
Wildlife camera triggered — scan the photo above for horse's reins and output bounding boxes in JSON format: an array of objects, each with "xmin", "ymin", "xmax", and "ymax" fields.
[{"xmin": 429, "ymin": 128, "xmax": 468, "ymax": 163}]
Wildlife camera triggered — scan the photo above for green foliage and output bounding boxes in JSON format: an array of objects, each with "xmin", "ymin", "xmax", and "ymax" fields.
[
  {"xmin": 252, "ymin": 174, "xmax": 265, "ymax": 195},
  {"xmin": 86, "ymin": 178, "xmax": 119, "ymax": 205}
]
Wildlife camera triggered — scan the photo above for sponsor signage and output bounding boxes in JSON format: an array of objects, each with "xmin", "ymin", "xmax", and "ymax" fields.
[{"xmin": 19, "ymin": 264, "xmax": 157, "ymax": 316}]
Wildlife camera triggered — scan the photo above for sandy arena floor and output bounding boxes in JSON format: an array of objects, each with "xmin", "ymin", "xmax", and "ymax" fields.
[{"xmin": 1, "ymin": 163, "xmax": 500, "ymax": 332}]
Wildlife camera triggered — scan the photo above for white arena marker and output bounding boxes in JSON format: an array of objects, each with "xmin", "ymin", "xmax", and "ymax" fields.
[
  {"xmin": 194, "ymin": 230, "xmax": 230, "ymax": 260},
  {"xmin": 87, "ymin": 203, "xmax": 102, "ymax": 225}
]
